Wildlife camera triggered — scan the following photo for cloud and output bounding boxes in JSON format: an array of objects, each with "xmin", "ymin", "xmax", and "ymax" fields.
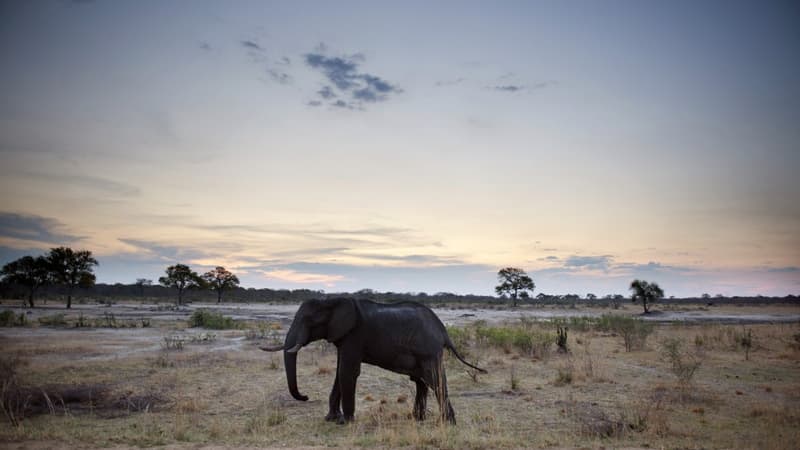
[
  {"xmin": 492, "ymin": 85, "xmax": 525, "ymax": 93},
  {"xmin": 489, "ymin": 80, "xmax": 557, "ymax": 93},
  {"xmin": 241, "ymin": 40, "xmax": 263, "ymax": 51},
  {"xmin": 267, "ymin": 69, "xmax": 291, "ymax": 84},
  {"xmin": 304, "ymin": 47, "xmax": 402, "ymax": 109},
  {"xmin": 260, "ymin": 269, "xmax": 345, "ymax": 286},
  {"xmin": 435, "ymin": 78, "xmax": 466, "ymax": 87},
  {"xmin": 118, "ymin": 238, "xmax": 210, "ymax": 262},
  {"xmin": 11, "ymin": 171, "xmax": 140, "ymax": 198},
  {"xmin": 0, "ymin": 212, "xmax": 82, "ymax": 246},
  {"xmin": 766, "ymin": 266, "xmax": 799, "ymax": 273},
  {"xmin": 563, "ymin": 255, "xmax": 614, "ymax": 270},
  {"xmin": 318, "ymin": 86, "xmax": 336, "ymax": 99}
]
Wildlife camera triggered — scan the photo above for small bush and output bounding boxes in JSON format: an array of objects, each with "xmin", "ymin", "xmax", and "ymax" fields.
[
  {"xmin": 162, "ymin": 336, "xmax": 185, "ymax": 351},
  {"xmin": 735, "ymin": 328, "xmax": 753, "ymax": 360},
  {"xmin": 555, "ymin": 362, "xmax": 574, "ymax": 386},
  {"xmin": 38, "ymin": 314, "xmax": 67, "ymax": 327},
  {"xmin": 597, "ymin": 315, "xmax": 652, "ymax": 351},
  {"xmin": 188, "ymin": 310, "xmax": 240, "ymax": 329},
  {"xmin": 0, "ymin": 310, "xmax": 26, "ymax": 327},
  {"xmin": 660, "ymin": 337, "xmax": 702, "ymax": 385}
]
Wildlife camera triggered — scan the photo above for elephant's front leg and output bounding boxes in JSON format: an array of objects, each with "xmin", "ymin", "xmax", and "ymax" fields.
[
  {"xmin": 336, "ymin": 350, "xmax": 362, "ymax": 424},
  {"xmin": 325, "ymin": 353, "xmax": 342, "ymax": 422}
]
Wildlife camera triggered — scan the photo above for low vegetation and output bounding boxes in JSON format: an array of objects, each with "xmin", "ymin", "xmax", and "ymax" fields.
[
  {"xmin": 0, "ymin": 306, "xmax": 797, "ymax": 449},
  {"xmin": 188, "ymin": 309, "xmax": 240, "ymax": 329}
]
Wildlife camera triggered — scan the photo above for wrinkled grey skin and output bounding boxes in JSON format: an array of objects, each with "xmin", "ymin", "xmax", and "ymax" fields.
[{"xmin": 261, "ymin": 297, "xmax": 486, "ymax": 424}]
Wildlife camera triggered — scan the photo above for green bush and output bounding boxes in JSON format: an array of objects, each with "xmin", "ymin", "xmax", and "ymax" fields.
[
  {"xmin": 38, "ymin": 314, "xmax": 67, "ymax": 327},
  {"xmin": 188, "ymin": 309, "xmax": 240, "ymax": 329},
  {"xmin": 597, "ymin": 315, "xmax": 653, "ymax": 351},
  {"xmin": 475, "ymin": 325, "xmax": 555, "ymax": 358},
  {"xmin": 0, "ymin": 310, "xmax": 26, "ymax": 327}
]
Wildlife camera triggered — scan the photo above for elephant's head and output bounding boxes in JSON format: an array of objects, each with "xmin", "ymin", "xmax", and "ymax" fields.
[{"xmin": 260, "ymin": 298, "xmax": 360, "ymax": 401}]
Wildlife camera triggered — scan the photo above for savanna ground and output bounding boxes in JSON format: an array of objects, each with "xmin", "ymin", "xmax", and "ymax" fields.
[{"xmin": 1, "ymin": 301, "xmax": 799, "ymax": 449}]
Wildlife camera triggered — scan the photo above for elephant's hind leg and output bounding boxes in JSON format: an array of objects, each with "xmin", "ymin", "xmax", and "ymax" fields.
[
  {"xmin": 411, "ymin": 376, "xmax": 428, "ymax": 421},
  {"xmin": 423, "ymin": 358, "xmax": 456, "ymax": 425}
]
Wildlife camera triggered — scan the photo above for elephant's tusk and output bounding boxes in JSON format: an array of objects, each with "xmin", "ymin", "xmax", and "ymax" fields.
[
  {"xmin": 286, "ymin": 343, "xmax": 303, "ymax": 353},
  {"xmin": 259, "ymin": 343, "xmax": 284, "ymax": 352}
]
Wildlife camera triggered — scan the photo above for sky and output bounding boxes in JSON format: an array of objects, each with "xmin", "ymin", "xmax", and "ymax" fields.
[{"xmin": 1, "ymin": 0, "xmax": 798, "ymax": 297}]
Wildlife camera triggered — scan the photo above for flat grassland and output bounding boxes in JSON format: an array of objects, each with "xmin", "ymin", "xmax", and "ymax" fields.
[{"xmin": 0, "ymin": 302, "xmax": 798, "ymax": 449}]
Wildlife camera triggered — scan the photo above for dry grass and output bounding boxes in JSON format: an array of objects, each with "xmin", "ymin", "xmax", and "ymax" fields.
[{"xmin": 0, "ymin": 310, "xmax": 798, "ymax": 449}]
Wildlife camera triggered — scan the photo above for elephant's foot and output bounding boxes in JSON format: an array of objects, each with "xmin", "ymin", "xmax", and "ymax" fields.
[
  {"xmin": 336, "ymin": 414, "xmax": 354, "ymax": 425},
  {"xmin": 325, "ymin": 411, "xmax": 342, "ymax": 422}
]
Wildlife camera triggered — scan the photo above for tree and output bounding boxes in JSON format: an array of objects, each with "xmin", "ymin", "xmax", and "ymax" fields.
[
  {"xmin": 46, "ymin": 247, "xmax": 98, "ymax": 309},
  {"xmin": 159, "ymin": 264, "xmax": 203, "ymax": 305},
  {"xmin": 135, "ymin": 278, "xmax": 152, "ymax": 296},
  {"xmin": 202, "ymin": 266, "xmax": 240, "ymax": 303},
  {"xmin": 495, "ymin": 267, "xmax": 535, "ymax": 307},
  {"xmin": 629, "ymin": 279, "xmax": 664, "ymax": 314},
  {"xmin": 1, "ymin": 255, "xmax": 50, "ymax": 307}
]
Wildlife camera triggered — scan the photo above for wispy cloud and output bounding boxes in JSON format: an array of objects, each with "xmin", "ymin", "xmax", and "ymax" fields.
[
  {"xmin": 0, "ymin": 212, "xmax": 82, "ymax": 246},
  {"xmin": 435, "ymin": 78, "xmax": 466, "ymax": 87},
  {"xmin": 260, "ymin": 269, "xmax": 345, "ymax": 286},
  {"xmin": 240, "ymin": 40, "xmax": 263, "ymax": 51},
  {"xmin": 305, "ymin": 46, "xmax": 402, "ymax": 109},
  {"xmin": 492, "ymin": 85, "xmax": 525, "ymax": 93},
  {"xmin": 563, "ymin": 255, "xmax": 614, "ymax": 271}
]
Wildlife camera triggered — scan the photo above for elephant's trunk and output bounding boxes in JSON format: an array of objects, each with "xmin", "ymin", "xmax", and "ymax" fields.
[
  {"xmin": 283, "ymin": 321, "xmax": 310, "ymax": 401},
  {"xmin": 284, "ymin": 350, "xmax": 308, "ymax": 401}
]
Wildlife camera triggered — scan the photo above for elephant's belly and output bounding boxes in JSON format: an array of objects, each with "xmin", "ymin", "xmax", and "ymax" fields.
[{"xmin": 365, "ymin": 353, "xmax": 417, "ymax": 376}]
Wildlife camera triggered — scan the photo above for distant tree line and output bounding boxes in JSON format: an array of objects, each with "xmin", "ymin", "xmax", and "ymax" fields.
[{"xmin": 1, "ymin": 257, "xmax": 797, "ymax": 308}]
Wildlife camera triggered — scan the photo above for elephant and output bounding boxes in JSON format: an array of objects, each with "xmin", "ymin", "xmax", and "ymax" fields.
[{"xmin": 260, "ymin": 297, "xmax": 486, "ymax": 424}]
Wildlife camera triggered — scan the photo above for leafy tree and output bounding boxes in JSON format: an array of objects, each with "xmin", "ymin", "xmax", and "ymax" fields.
[
  {"xmin": 202, "ymin": 266, "xmax": 240, "ymax": 303},
  {"xmin": 629, "ymin": 279, "xmax": 664, "ymax": 314},
  {"xmin": 46, "ymin": 247, "xmax": 98, "ymax": 309},
  {"xmin": 495, "ymin": 267, "xmax": 535, "ymax": 307},
  {"xmin": 135, "ymin": 278, "xmax": 152, "ymax": 296},
  {"xmin": 159, "ymin": 264, "xmax": 203, "ymax": 305},
  {"xmin": 1, "ymin": 255, "xmax": 50, "ymax": 307}
]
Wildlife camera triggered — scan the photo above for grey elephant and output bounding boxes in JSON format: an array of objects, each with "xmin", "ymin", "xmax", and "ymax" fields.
[{"xmin": 260, "ymin": 297, "xmax": 486, "ymax": 424}]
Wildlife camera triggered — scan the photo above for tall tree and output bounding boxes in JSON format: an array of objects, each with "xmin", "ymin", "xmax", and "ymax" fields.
[
  {"xmin": 159, "ymin": 264, "xmax": 202, "ymax": 305},
  {"xmin": 46, "ymin": 247, "xmax": 98, "ymax": 309},
  {"xmin": 0, "ymin": 255, "xmax": 50, "ymax": 308},
  {"xmin": 202, "ymin": 266, "xmax": 240, "ymax": 303},
  {"xmin": 495, "ymin": 267, "xmax": 535, "ymax": 307},
  {"xmin": 629, "ymin": 279, "xmax": 664, "ymax": 314}
]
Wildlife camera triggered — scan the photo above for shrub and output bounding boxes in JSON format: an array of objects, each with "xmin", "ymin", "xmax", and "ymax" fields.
[
  {"xmin": 476, "ymin": 325, "xmax": 555, "ymax": 358},
  {"xmin": 735, "ymin": 328, "xmax": 753, "ymax": 360},
  {"xmin": 597, "ymin": 315, "xmax": 653, "ymax": 351},
  {"xmin": 660, "ymin": 337, "xmax": 702, "ymax": 385},
  {"xmin": 188, "ymin": 310, "xmax": 240, "ymax": 329},
  {"xmin": 38, "ymin": 314, "xmax": 67, "ymax": 327},
  {"xmin": 0, "ymin": 310, "xmax": 26, "ymax": 327}
]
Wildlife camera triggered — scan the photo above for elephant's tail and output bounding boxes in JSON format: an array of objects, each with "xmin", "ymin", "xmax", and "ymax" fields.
[{"xmin": 445, "ymin": 338, "xmax": 488, "ymax": 374}]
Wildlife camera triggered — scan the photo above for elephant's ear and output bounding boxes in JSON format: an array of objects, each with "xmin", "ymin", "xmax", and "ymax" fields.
[{"xmin": 327, "ymin": 298, "xmax": 360, "ymax": 343}]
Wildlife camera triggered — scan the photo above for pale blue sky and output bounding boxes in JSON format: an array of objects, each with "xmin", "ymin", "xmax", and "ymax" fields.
[{"xmin": 1, "ymin": 1, "xmax": 798, "ymax": 296}]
